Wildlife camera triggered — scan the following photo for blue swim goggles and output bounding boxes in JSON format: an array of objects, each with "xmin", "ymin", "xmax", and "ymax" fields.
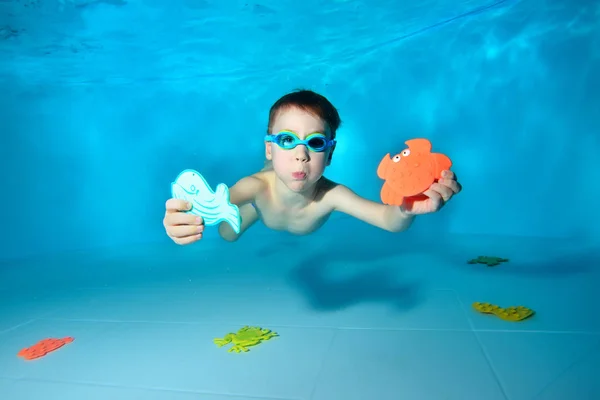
[{"xmin": 264, "ymin": 131, "xmax": 336, "ymax": 152}]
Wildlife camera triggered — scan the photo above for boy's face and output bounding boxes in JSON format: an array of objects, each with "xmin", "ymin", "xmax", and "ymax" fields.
[{"xmin": 265, "ymin": 107, "xmax": 334, "ymax": 193}]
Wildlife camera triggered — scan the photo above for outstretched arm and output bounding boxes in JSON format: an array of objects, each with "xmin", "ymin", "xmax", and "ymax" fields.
[
  {"xmin": 326, "ymin": 170, "xmax": 461, "ymax": 231},
  {"xmin": 218, "ymin": 176, "xmax": 265, "ymax": 241},
  {"xmin": 326, "ymin": 184, "xmax": 415, "ymax": 232}
]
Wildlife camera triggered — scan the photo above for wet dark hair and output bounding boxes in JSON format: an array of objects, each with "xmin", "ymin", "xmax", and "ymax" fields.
[{"xmin": 267, "ymin": 89, "xmax": 342, "ymax": 139}]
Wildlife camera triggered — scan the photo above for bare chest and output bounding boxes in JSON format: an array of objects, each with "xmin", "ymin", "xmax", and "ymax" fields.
[{"xmin": 254, "ymin": 199, "xmax": 332, "ymax": 235}]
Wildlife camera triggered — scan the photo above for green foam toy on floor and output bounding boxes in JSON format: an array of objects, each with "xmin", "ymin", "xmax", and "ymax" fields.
[
  {"xmin": 214, "ymin": 326, "xmax": 278, "ymax": 353},
  {"xmin": 467, "ymin": 256, "xmax": 509, "ymax": 267}
]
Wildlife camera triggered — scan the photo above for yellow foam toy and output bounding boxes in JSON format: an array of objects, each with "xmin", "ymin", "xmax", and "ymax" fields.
[
  {"xmin": 214, "ymin": 326, "xmax": 278, "ymax": 353},
  {"xmin": 472, "ymin": 302, "xmax": 535, "ymax": 322}
]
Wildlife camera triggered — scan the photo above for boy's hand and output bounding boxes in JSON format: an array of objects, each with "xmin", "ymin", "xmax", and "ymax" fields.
[
  {"xmin": 163, "ymin": 199, "xmax": 204, "ymax": 245},
  {"xmin": 402, "ymin": 170, "xmax": 462, "ymax": 215}
]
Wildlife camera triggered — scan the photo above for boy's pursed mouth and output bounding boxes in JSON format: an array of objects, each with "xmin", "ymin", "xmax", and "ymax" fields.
[{"xmin": 292, "ymin": 171, "xmax": 307, "ymax": 179}]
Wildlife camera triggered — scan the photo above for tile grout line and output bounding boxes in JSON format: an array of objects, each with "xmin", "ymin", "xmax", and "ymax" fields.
[
  {"xmin": 307, "ymin": 328, "xmax": 340, "ymax": 400},
  {"xmin": 531, "ymin": 337, "xmax": 600, "ymax": 399},
  {"xmin": 32, "ymin": 316, "xmax": 600, "ymax": 334},
  {"xmin": 0, "ymin": 319, "xmax": 36, "ymax": 336},
  {"xmin": 449, "ymin": 289, "xmax": 511, "ymax": 400},
  {"xmin": 12, "ymin": 376, "xmax": 300, "ymax": 400}
]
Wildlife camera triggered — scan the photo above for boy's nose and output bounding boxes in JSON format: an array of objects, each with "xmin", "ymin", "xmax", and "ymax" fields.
[{"xmin": 294, "ymin": 145, "xmax": 310, "ymax": 162}]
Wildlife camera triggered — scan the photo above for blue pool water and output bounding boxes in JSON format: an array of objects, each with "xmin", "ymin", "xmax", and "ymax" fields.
[{"xmin": 0, "ymin": 0, "xmax": 599, "ymax": 399}]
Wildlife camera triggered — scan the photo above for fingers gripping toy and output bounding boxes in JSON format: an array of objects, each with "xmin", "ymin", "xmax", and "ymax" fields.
[
  {"xmin": 377, "ymin": 138, "xmax": 452, "ymax": 206},
  {"xmin": 171, "ymin": 169, "xmax": 242, "ymax": 234}
]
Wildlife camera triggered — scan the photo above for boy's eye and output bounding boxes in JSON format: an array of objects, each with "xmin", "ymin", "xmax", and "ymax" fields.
[
  {"xmin": 278, "ymin": 134, "xmax": 296, "ymax": 146},
  {"xmin": 307, "ymin": 137, "xmax": 326, "ymax": 148}
]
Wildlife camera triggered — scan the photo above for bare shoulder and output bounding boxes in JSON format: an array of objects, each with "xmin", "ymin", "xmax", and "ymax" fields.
[
  {"xmin": 316, "ymin": 176, "xmax": 350, "ymax": 204},
  {"xmin": 238, "ymin": 173, "xmax": 264, "ymax": 186},
  {"xmin": 249, "ymin": 169, "xmax": 271, "ymax": 183},
  {"xmin": 248, "ymin": 170, "xmax": 275, "ymax": 191},
  {"xmin": 229, "ymin": 172, "xmax": 268, "ymax": 205}
]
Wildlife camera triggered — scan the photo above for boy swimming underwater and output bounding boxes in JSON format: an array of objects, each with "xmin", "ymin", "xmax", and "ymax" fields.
[{"xmin": 163, "ymin": 89, "xmax": 461, "ymax": 244}]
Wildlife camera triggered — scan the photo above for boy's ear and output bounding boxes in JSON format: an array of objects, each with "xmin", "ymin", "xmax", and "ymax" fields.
[
  {"xmin": 326, "ymin": 144, "xmax": 335, "ymax": 166},
  {"xmin": 265, "ymin": 141, "xmax": 273, "ymax": 160}
]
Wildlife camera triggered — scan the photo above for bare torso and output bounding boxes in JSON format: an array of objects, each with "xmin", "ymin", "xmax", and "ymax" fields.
[{"xmin": 251, "ymin": 170, "xmax": 337, "ymax": 235}]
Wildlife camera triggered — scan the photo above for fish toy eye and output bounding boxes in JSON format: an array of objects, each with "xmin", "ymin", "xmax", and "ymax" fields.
[
  {"xmin": 392, "ymin": 154, "xmax": 401, "ymax": 162},
  {"xmin": 401, "ymin": 149, "xmax": 410, "ymax": 157}
]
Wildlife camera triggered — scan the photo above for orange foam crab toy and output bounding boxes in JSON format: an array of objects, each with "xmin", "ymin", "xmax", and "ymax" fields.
[
  {"xmin": 377, "ymin": 138, "xmax": 452, "ymax": 206},
  {"xmin": 17, "ymin": 337, "xmax": 74, "ymax": 360}
]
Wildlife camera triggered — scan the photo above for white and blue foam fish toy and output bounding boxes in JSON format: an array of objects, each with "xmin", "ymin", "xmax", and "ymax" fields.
[{"xmin": 171, "ymin": 169, "xmax": 241, "ymax": 234}]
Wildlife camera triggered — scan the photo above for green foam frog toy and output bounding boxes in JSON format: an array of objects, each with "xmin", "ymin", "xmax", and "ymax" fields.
[{"xmin": 214, "ymin": 326, "xmax": 278, "ymax": 353}]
